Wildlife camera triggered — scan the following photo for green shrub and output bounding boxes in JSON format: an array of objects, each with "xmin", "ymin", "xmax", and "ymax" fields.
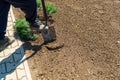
[
  {"xmin": 37, "ymin": 0, "xmax": 42, "ymax": 9},
  {"xmin": 36, "ymin": 0, "xmax": 58, "ymax": 15},
  {"xmin": 45, "ymin": 3, "xmax": 58, "ymax": 15},
  {"xmin": 14, "ymin": 19, "xmax": 38, "ymax": 41}
]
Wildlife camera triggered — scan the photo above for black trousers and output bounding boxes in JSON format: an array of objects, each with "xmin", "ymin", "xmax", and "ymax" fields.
[{"xmin": 0, "ymin": 0, "xmax": 37, "ymax": 39}]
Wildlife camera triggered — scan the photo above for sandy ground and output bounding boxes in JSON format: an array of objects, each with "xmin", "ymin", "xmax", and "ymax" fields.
[{"xmin": 13, "ymin": 0, "xmax": 120, "ymax": 80}]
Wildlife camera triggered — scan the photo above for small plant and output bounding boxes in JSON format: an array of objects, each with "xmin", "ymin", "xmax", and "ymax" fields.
[
  {"xmin": 36, "ymin": 0, "xmax": 58, "ymax": 15},
  {"xmin": 37, "ymin": 0, "xmax": 42, "ymax": 9},
  {"xmin": 45, "ymin": 3, "xmax": 58, "ymax": 15},
  {"xmin": 14, "ymin": 19, "xmax": 38, "ymax": 41}
]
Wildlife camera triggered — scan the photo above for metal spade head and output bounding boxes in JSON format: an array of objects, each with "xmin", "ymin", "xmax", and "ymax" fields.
[{"xmin": 41, "ymin": 26, "xmax": 56, "ymax": 43}]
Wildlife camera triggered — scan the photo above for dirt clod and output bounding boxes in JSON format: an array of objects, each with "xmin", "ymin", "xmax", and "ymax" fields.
[{"xmin": 45, "ymin": 42, "xmax": 64, "ymax": 50}]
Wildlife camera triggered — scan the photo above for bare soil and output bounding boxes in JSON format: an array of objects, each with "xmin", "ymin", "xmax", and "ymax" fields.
[{"xmin": 13, "ymin": 0, "xmax": 120, "ymax": 80}]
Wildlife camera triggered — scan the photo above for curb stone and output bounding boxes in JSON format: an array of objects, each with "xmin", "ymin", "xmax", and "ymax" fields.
[{"xmin": 0, "ymin": 6, "xmax": 32, "ymax": 80}]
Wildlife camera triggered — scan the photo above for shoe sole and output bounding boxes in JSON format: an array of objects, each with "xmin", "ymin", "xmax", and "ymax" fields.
[{"xmin": 30, "ymin": 24, "xmax": 49, "ymax": 33}]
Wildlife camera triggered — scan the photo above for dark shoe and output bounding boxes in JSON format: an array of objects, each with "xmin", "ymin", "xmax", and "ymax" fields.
[
  {"xmin": 30, "ymin": 19, "xmax": 40, "ymax": 28},
  {"xmin": 0, "ymin": 36, "xmax": 15, "ymax": 52},
  {"xmin": 30, "ymin": 19, "xmax": 48, "ymax": 31}
]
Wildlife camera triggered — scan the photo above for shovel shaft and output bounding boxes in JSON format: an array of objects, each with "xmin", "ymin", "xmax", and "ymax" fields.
[
  {"xmin": 41, "ymin": 0, "xmax": 48, "ymax": 25},
  {"xmin": 41, "ymin": 0, "xmax": 56, "ymax": 43}
]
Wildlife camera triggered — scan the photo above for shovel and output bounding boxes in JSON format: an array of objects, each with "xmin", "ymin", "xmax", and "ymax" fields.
[{"xmin": 41, "ymin": 0, "xmax": 56, "ymax": 43}]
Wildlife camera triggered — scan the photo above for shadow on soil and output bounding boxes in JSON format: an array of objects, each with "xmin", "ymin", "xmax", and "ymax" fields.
[{"xmin": 0, "ymin": 41, "xmax": 44, "ymax": 79}]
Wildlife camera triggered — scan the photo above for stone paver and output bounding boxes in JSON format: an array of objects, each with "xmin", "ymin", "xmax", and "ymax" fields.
[{"xmin": 0, "ymin": 7, "xmax": 32, "ymax": 80}]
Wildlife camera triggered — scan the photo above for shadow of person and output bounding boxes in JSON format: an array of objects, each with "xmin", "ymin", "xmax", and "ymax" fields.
[{"xmin": 0, "ymin": 42, "xmax": 44, "ymax": 80}]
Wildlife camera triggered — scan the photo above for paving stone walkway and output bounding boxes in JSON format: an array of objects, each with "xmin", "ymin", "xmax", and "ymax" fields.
[{"xmin": 0, "ymin": 7, "xmax": 32, "ymax": 80}]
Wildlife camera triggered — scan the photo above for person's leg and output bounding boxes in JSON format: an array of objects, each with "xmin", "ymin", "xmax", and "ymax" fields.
[
  {"xmin": 20, "ymin": 0, "xmax": 37, "ymax": 23},
  {"xmin": 0, "ymin": 0, "xmax": 15, "ymax": 51},
  {"xmin": 8, "ymin": 0, "xmax": 37, "ymax": 23},
  {"xmin": 8, "ymin": 0, "xmax": 48, "ymax": 30},
  {"xmin": 0, "ymin": 0, "xmax": 10, "ymax": 39}
]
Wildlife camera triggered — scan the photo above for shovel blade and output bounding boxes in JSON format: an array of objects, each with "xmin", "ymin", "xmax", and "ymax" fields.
[{"xmin": 41, "ymin": 26, "xmax": 56, "ymax": 43}]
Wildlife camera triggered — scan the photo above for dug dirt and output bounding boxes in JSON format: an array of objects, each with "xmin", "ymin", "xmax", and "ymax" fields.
[{"xmin": 13, "ymin": 0, "xmax": 120, "ymax": 80}]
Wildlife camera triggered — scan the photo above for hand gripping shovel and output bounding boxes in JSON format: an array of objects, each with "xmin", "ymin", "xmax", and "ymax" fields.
[{"xmin": 41, "ymin": 0, "xmax": 56, "ymax": 43}]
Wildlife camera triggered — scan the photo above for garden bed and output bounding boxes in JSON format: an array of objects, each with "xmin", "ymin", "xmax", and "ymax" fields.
[{"xmin": 13, "ymin": 0, "xmax": 120, "ymax": 80}]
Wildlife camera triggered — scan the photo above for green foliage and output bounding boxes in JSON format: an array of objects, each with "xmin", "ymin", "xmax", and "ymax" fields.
[
  {"xmin": 14, "ymin": 19, "xmax": 38, "ymax": 41},
  {"xmin": 45, "ymin": 3, "xmax": 58, "ymax": 15},
  {"xmin": 37, "ymin": 0, "xmax": 42, "ymax": 9},
  {"xmin": 36, "ymin": 0, "xmax": 58, "ymax": 15}
]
